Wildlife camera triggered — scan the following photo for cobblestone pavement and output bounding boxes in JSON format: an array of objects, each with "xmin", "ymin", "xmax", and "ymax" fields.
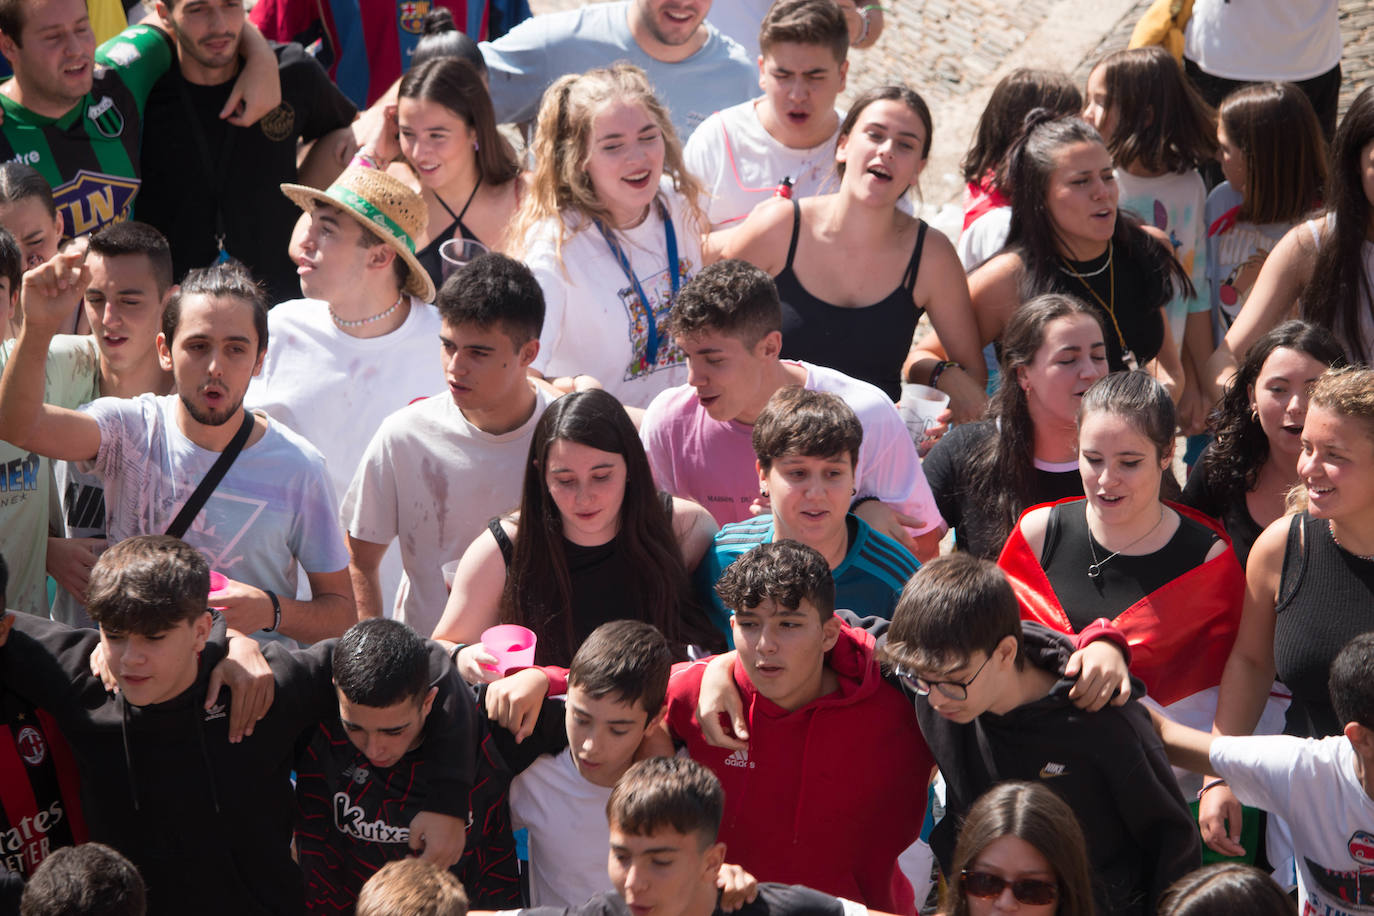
[{"xmin": 528, "ymin": 0, "xmax": 1374, "ymax": 208}]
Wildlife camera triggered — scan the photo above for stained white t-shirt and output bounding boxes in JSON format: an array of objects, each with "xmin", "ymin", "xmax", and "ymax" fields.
[
  {"xmin": 510, "ymin": 746, "xmax": 615, "ymax": 909},
  {"xmin": 684, "ymin": 98, "xmax": 843, "ymax": 230},
  {"xmin": 340, "ymin": 384, "xmax": 556, "ymax": 636},
  {"xmin": 80, "ymin": 394, "xmax": 349, "ymax": 611},
  {"xmin": 1212, "ymin": 734, "xmax": 1374, "ymax": 913},
  {"xmin": 526, "ymin": 186, "xmax": 703, "ymax": 408}
]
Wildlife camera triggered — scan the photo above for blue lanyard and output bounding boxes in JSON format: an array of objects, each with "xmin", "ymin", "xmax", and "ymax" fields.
[{"xmin": 596, "ymin": 198, "xmax": 679, "ymax": 365}]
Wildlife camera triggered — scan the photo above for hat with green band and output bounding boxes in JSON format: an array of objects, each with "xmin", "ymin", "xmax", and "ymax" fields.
[{"xmin": 281, "ymin": 165, "xmax": 437, "ymax": 303}]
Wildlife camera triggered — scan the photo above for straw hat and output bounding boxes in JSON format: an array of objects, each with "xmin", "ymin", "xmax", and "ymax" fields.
[{"xmin": 281, "ymin": 166, "xmax": 437, "ymax": 303}]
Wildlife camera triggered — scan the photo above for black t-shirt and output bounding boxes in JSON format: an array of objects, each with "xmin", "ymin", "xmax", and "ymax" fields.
[
  {"xmin": 522, "ymin": 883, "xmax": 851, "ymax": 916},
  {"xmin": 137, "ymin": 42, "xmax": 356, "ymax": 303},
  {"xmin": 1046, "ymin": 245, "xmax": 1168, "ymax": 371},
  {"xmin": 1180, "ymin": 447, "xmax": 1262, "ymax": 569},
  {"xmin": 923, "ymin": 420, "xmax": 1084, "ymax": 559}
]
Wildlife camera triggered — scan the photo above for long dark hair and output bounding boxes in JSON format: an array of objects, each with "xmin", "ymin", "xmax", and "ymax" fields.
[
  {"xmin": 1003, "ymin": 111, "xmax": 1192, "ymax": 305},
  {"xmin": 1219, "ymin": 82, "xmax": 1326, "ymax": 224},
  {"xmin": 398, "ymin": 57, "xmax": 520, "ymax": 186},
  {"xmin": 961, "ymin": 68, "xmax": 1081, "ymax": 190},
  {"xmin": 944, "ymin": 782, "xmax": 1095, "ymax": 916},
  {"xmin": 966, "ymin": 294, "xmax": 1104, "ymax": 549},
  {"xmin": 1091, "ymin": 46, "xmax": 1217, "ymax": 174},
  {"xmin": 836, "ymin": 85, "xmax": 933, "ymax": 182},
  {"xmin": 1302, "ymin": 85, "xmax": 1374, "ymax": 364},
  {"xmin": 1204, "ymin": 320, "xmax": 1346, "ymax": 506},
  {"xmin": 502, "ymin": 390, "xmax": 696, "ymax": 665}
]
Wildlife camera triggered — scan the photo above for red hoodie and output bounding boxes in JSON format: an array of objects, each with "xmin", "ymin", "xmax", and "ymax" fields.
[{"xmin": 665, "ymin": 623, "xmax": 933, "ymax": 916}]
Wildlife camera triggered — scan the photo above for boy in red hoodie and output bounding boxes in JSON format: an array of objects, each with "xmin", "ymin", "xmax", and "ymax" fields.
[{"xmin": 664, "ymin": 540, "xmax": 932, "ymax": 916}]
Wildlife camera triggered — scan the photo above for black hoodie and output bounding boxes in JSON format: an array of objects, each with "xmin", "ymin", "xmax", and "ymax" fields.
[
  {"xmin": 839, "ymin": 612, "xmax": 1200, "ymax": 916},
  {"xmin": 0, "ymin": 613, "xmax": 474, "ymax": 916}
]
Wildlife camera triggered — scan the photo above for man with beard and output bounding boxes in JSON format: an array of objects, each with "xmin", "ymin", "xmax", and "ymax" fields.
[
  {"xmin": 134, "ymin": 0, "xmax": 355, "ymax": 304},
  {"xmin": 0, "ymin": 250, "xmax": 354, "ymax": 644},
  {"xmin": 478, "ymin": 0, "xmax": 754, "ymax": 140}
]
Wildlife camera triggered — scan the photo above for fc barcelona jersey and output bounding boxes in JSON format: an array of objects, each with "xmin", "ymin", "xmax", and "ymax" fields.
[{"xmin": 0, "ymin": 23, "xmax": 171, "ymax": 238}]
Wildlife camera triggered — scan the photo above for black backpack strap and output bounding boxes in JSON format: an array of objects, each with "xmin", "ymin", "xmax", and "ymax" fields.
[{"xmin": 165, "ymin": 410, "xmax": 256, "ymax": 539}]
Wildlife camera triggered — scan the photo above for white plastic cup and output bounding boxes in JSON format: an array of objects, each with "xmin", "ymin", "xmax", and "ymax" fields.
[
  {"xmin": 439, "ymin": 238, "xmax": 489, "ymax": 280},
  {"xmin": 479, "ymin": 624, "xmax": 537, "ymax": 675},
  {"xmin": 897, "ymin": 383, "xmax": 951, "ymax": 442},
  {"xmin": 441, "ymin": 560, "xmax": 461, "ymax": 592}
]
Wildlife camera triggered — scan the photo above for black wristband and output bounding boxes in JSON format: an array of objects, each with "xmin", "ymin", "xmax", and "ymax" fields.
[
  {"xmin": 448, "ymin": 643, "xmax": 467, "ymax": 663},
  {"xmin": 850, "ymin": 494, "xmax": 880, "ymax": 512},
  {"xmin": 928, "ymin": 360, "xmax": 961, "ymax": 389},
  {"xmin": 263, "ymin": 589, "xmax": 282, "ymax": 633}
]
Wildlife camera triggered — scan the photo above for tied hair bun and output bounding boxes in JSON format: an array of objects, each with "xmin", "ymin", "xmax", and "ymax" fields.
[
  {"xmin": 422, "ymin": 7, "xmax": 456, "ymax": 34},
  {"xmin": 1019, "ymin": 107, "xmax": 1065, "ymax": 139}
]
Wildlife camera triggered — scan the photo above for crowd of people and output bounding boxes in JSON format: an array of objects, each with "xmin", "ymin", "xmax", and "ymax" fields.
[{"xmin": 0, "ymin": 0, "xmax": 1368, "ymax": 914}]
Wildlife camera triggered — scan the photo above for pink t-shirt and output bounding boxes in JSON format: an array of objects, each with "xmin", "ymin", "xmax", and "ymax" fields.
[{"xmin": 640, "ymin": 360, "xmax": 943, "ymax": 533}]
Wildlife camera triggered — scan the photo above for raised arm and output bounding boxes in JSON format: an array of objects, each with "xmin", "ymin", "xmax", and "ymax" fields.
[
  {"xmin": 1204, "ymin": 223, "xmax": 1318, "ymax": 403},
  {"xmin": 0, "ymin": 251, "xmax": 102, "ymax": 460}
]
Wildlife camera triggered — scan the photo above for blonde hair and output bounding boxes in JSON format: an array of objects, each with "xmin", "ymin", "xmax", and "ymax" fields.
[
  {"xmin": 511, "ymin": 63, "xmax": 706, "ymax": 266},
  {"xmin": 1286, "ymin": 366, "xmax": 1374, "ymax": 514},
  {"xmin": 355, "ymin": 859, "xmax": 468, "ymax": 916}
]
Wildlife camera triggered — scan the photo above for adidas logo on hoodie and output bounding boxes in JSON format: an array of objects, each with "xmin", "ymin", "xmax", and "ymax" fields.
[{"xmin": 724, "ymin": 748, "xmax": 754, "ymax": 769}]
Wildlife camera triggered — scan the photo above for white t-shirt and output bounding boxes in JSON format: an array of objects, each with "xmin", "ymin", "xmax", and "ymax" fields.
[
  {"xmin": 1203, "ymin": 181, "xmax": 1294, "ymax": 342},
  {"xmin": 80, "ymin": 393, "xmax": 349, "ymax": 605},
  {"xmin": 641, "ymin": 360, "xmax": 942, "ymax": 533},
  {"xmin": 510, "ymin": 746, "xmax": 615, "ymax": 909},
  {"xmin": 956, "ymin": 206, "xmax": 1012, "ymax": 273},
  {"xmin": 340, "ymin": 384, "xmax": 556, "ymax": 636},
  {"xmin": 526, "ymin": 187, "xmax": 702, "ymax": 409},
  {"xmin": 246, "ymin": 296, "xmax": 443, "ymax": 608},
  {"xmin": 1184, "ymin": 0, "xmax": 1340, "ymax": 82},
  {"xmin": 684, "ymin": 98, "xmax": 843, "ymax": 230},
  {"xmin": 1117, "ymin": 169, "xmax": 1210, "ymax": 348},
  {"xmin": 1212, "ymin": 734, "xmax": 1374, "ymax": 914},
  {"xmin": 247, "ymin": 296, "xmax": 443, "ymax": 500}
]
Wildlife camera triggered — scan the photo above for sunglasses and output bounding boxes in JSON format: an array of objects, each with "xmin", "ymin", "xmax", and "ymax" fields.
[{"xmin": 961, "ymin": 870, "xmax": 1058, "ymax": 906}]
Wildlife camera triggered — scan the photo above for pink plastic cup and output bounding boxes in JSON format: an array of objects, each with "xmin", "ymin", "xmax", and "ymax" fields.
[
  {"xmin": 208, "ymin": 570, "xmax": 229, "ymax": 611},
  {"xmin": 480, "ymin": 624, "xmax": 537, "ymax": 675}
]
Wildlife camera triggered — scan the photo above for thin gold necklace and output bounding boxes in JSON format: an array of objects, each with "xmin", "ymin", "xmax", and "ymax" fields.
[{"xmin": 1060, "ymin": 241, "xmax": 1137, "ymax": 370}]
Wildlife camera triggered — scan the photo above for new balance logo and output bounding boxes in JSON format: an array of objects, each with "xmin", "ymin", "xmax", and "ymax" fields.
[
  {"xmin": 723, "ymin": 748, "xmax": 754, "ymax": 769},
  {"xmin": 1038, "ymin": 762, "xmax": 1068, "ymax": 779}
]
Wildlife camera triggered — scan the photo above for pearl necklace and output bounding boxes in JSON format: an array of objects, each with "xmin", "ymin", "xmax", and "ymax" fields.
[
  {"xmin": 1329, "ymin": 519, "xmax": 1374, "ymax": 562},
  {"xmin": 329, "ymin": 294, "xmax": 404, "ymax": 329},
  {"xmin": 1087, "ymin": 508, "xmax": 1166, "ymax": 579}
]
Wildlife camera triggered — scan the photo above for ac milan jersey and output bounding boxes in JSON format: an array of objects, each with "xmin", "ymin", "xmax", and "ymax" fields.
[
  {"xmin": 0, "ymin": 24, "xmax": 171, "ymax": 239},
  {"xmin": 0, "ymin": 696, "xmax": 87, "ymax": 881}
]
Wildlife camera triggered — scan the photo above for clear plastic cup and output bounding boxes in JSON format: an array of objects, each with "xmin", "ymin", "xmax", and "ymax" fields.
[
  {"xmin": 897, "ymin": 383, "xmax": 951, "ymax": 443},
  {"xmin": 479, "ymin": 624, "xmax": 537, "ymax": 675},
  {"xmin": 441, "ymin": 560, "xmax": 460, "ymax": 592},
  {"xmin": 439, "ymin": 238, "xmax": 489, "ymax": 280}
]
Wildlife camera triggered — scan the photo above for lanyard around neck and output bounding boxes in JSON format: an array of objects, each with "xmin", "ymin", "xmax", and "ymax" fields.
[{"xmin": 596, "ymin": 197, "xmax": 679, "ymax": 365}]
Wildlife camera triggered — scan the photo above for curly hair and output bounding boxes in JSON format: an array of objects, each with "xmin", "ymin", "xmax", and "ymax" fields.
[{"xmin": 1203, "ymin": 320, "xmax": 1345, "ymax": 507}]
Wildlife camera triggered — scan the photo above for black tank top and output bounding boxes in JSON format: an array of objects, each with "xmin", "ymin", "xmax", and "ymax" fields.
[
  {"xmin": 487, "ymin": 493, "xmax": 678, "ymax": 667},
  {"xmin": 1274, "ymin": 512, "xmax": 1374, "ymax": 737},
  {"xmin": 415, "ymin": 178, "xmax": 483, "ymax": 292},
  {"xmin": 774, "ymin": 197, "xmax": 925, "ymax": 401},
  {"xmin": 1040, "ymin": 500, "xmax": 1219, "ymax": 631},
  {"xmin": 1048, "ymin": 244, "xmax": 1166, "ymax": 372}
]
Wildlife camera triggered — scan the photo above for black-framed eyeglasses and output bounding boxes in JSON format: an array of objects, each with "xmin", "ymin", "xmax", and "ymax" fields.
[
  {"xmin": 961, "ymin": 870, "xmax": 1059, "ymax": 906},
  {"xmin": 894, "ymin": 653, "xmax": 992, "ymax": 701}
]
